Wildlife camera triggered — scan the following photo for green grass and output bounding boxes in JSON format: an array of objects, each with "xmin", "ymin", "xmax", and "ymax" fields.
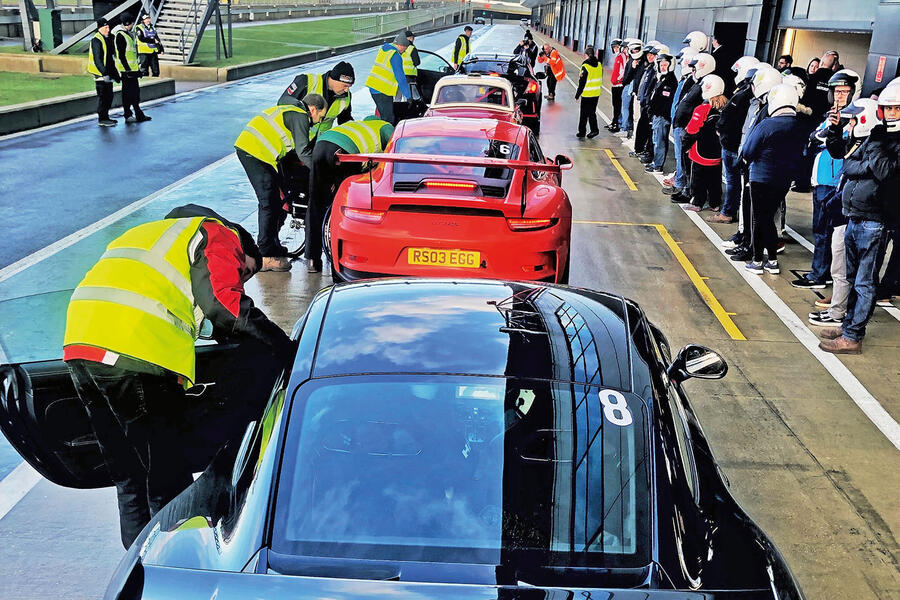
[
  {"xmin": 0, "ymin": 71, "xmax": 95, "ymax": 106},
  {"xmin": 193, "ymin": 15, "xmax": 370, "ymax": 67}
]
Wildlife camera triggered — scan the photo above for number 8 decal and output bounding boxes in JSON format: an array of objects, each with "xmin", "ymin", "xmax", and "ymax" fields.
[{"xmin": 599, "ymin": 389, "xmax": 633, "ymax": 426}]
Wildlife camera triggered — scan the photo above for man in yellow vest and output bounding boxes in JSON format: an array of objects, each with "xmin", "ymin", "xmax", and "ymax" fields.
[
  {"xmin": 235, "ymin": 94, "xmax": 326, "ymax": 272},
  {"xmin": 63, "ymin": 203, "xmax": 293, "ymax": 548},
  {"xmin": 366, "ymin": 33, "xmax": 412, "ymax": 126},
  {"xmin": 305, "ymin": 116, "xmax": 394, "ymax": 273},
  {"xmin": 278, "ymin": 61, "xmax": 355, "ymax": 138},
  {"xmin": 88, "ymin": 18, "xmax": 119, "ymax": 127},
  {"xmin": 574, "ymin": 45, "xmax": 603, "ymax": 138},
  {"xmin": 113, "ymin": 13, "xmax": 150, "ymax": 123},
  {"xmin": 452, "ymin": 25, "xmax": 473, "ymax": 70},
  {"xmin": 135, "ymin": 13, "xmax": 165, "ymax": 77},
  {"xmin": 402, "ymin": 29, "xmax": 420, "ymax": 83}
]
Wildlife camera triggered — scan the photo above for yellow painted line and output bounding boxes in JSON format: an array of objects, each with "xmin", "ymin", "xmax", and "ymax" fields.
[
  {"xmin": 572, "ymin": 220, "xmax": 747, "ymax": 341},
  {"xmin": 603, "ymin": 149, "xmax": 638, "ymax": 191}
]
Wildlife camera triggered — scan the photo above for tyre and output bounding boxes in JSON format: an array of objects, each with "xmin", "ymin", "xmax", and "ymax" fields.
[
  {"xmin": 558, "ymin": 253, "xmax": 570, "ymax": 285},
  {"xmin": 523, "ymin": 116, "xmax": 541, "ymax": 135},
  {"xmin": 322, "ymin": 206, "xmax": 341, "ymax": 281}
]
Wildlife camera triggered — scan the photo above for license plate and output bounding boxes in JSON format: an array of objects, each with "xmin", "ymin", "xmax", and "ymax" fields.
[{"xmin": 407, "ymin": 248, "xmax": 480, "ymax": 268}]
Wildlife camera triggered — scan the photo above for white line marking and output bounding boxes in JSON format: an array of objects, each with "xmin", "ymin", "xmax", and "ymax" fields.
[
  {"xmin": 785, "ymin": 225, "xmax": 815, "ymax": 252},
  {"xmin": 0, "ymin": 154, "xmax": 235, "ymax": 284},
  {"xmin": 0, "ymin": 462, "xmax": 42, "ymax": 523}
]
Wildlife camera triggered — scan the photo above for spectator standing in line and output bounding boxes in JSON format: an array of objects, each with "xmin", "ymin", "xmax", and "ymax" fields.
[
  {"xmin": 112, "ymin": 14, "xmax": 150, "ymax": 123},
  {"xmin": 574, "ymin": 45, "xmax": 603, "ymax": 139},
  {"xmin": 617, "ymin": 41, "xmax": 644, "ymax": 138},
  {"xmin": 87, "ymin": 18, "xmax": 119, "ymax": 127},
  {"xmin": 607, "ymin": 38, "xmax": 626, "ymax": 132},
  {"xmin": 792, "ymin": 69, "xmax": 859, "ymax": 289},
  {"xmin": 662, "ymin": 46, "xmax": 698, "ymax": 194},
  {"xmin": 646, "ymin": 51, "xmax": 677, "ymax": 173},
  {"xmin": 710, "ymin": 55, "xmax": 758, "ymax": 224},
  {"xmin": 809, "ymin": 98, "xmax": 879, "ymax": 327},
  {"xmin": 710, "ymin": 35, "xmax": 736, "ymax": 96},
  {"xmin": 682, "ymin": 74, "xmax": 726, "ymax": 212},
  {"xmin": 135, "ymin": 13, "xmax": 164, "ymax": 77},
  {"xmin": 631, "ymin": 44, "xmax": 657, "ymax": 164},
  {"xmin": 819, "ymin": 85, "xmax": 900, "ymax": 353},
  {"xmin": 776, "ymin": 54, "xmax": 793, "ymax": 71},
  {"xmin": 741, "ymin": 84, "xmax": 810, "ymax": 275},
  {"xmin": 669, "ymin": 52, "xmax": 716, "ymax": 205}
]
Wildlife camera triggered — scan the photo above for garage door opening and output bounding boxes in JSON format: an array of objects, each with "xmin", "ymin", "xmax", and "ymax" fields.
[{"xmin": 778, "ymin": 29, "xmax": 872, "ymax": 79}]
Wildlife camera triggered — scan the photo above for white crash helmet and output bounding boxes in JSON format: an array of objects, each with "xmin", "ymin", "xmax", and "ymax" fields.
[
  {"xmin": 876, "ymin": 83, "xmax": 900, "ymax": 132},
  {"xmin": 751, "ymin": 65, "xmax": 783, "ymax": 99},
  {"xmin": 683, "ymin": 30, "xmax": 709, "ymax": 52},
  {"xmin": 767, "ymin": 83, "xmax": 800, "ymax": 113},
  {"xmin": 653, "ymin": 43, "xmax": 671, "ymax": 55},
  {"xmin": 676, "ymin": 47, "xmax": 698, "ymax": 78},
  {"xmin": 782, "ymin": 74, "xmax": 807, "ymax": 97},
  {"xmin": 732, "ymin": 56, "xmax": 759, "ymax": 85},
  {"xmin": 688, "ymin": 52, "xmax": 716, "ymax": 79},
  {"xmin": 842, "ymin": 98, "xmax": 880, "ymax": 138},
  {"xmin": 628, "ymin": 41, "xmax": 644, "ymax": 59},
  {"xmin": 700, "ymin": 74, "xmax": 725, "ymax": 100}
]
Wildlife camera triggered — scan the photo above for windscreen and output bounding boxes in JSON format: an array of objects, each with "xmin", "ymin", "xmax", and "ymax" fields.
[
  {"xmin": 272, "ymin": 375, "xmax": 650, "ymax": 571},
  {"xmin": 392, "ymin": 136, "xmax": 520, "ymax": 180},
  {"xmin": 435, "ymin": 84, "xmax": 510, "ymax": 107}
]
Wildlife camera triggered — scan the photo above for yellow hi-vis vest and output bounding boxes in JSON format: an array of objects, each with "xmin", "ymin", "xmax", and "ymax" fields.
[
  {"xmin": 135, "ymin": 22, "xmax": 159, "ymax": 54},
  {"xmin": 366, "ymin": 45, "xmax": 401, "ymax": 96},
  {"xmin": 306, "ymin": 73, "xmax": 352, "ymax": 140},
  {"xmin": 234, "ymin": 105, "xmax": 309, "ymax": 169},
  {"xmin": 63, "ymin": 217, "xmax": 212, "ymax": 385},
  {"xmin": 453, "ymin": 34, "xmax": 469, "ymax": 65},
  {"xmin": 581, "ymin": 63, "xmax": 603, "ymax": 97},
  {"xmin": 402, "ymin": 45, "xmax": 417, "ymax": 76},
  {"xmin": 322, "ymin": 119, "xmax": 392, "ymax": 154},
  {"xmin": 112, "ymin": 25, "xmax": 139, "ymax": 72},
  {"xmin": 86, "ymin": 31, "xmax": 107, "ymax": 76}
]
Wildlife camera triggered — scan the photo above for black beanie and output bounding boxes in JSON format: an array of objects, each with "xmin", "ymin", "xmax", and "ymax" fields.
[
  {"xmin": 121, "ymin": 12, "xmax": 134, "ymax": 25},
  {"xmin": 329, "ymin": 61, "xmax": 355, "ymax": 85},
  {"xmin": 96, "ymin": 17, "xmax": 109, "ymax": 28}
]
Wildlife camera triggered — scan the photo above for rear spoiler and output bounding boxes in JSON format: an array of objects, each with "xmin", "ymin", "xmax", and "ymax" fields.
[{"xmin": 336, "ymin": 153, "xmax": 571, "ymax": 216}]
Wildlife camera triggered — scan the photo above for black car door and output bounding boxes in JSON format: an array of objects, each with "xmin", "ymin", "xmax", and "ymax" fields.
[
  {"xmin": 0, "ymin": 341, "xmax": 281, "ymax": 489},
  {"xmin": 414, "ymin": 49, "xmax": 454, "ymax": 105}
]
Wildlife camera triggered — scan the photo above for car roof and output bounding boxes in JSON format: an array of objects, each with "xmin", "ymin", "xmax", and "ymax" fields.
[
  {"xmin": 434, "ymin": 74, "xmax": 515, "ymax": 92},
  {"xmin": 393, "ymin": 116, "xmax": 526, "ymax": 144},
  {"xmin": 465, "ymin": 52, "xmax": 517, "ymax": 61},
  {"xmin": 306, "ymin": 279, "xmax": 634, "ymax": 391},
  {"xmin": 430, "ymin": 75, "xmax": 516, "ymax": 112}
]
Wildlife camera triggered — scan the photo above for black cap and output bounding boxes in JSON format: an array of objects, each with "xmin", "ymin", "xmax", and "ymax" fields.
[
  {"xmin": 464, "ymin": 26, "xmax": 473, "ymax": 32},
  {"xmin": 404, "ymin": 29, "xmax": 414, "ymax": 38},
  {"xmin": 96, "ymin": 17, "xmax": 109, "ymax": 27},
  {"xmin": 120, "ymin": 12, "xmax": 134, "ymax": 25},
  {"xmin": 329, "ymin": 61, "xmax": 355, "ymax": 85}
]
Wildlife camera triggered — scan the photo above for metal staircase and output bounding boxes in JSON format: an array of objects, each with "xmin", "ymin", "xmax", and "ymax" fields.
[{"xmin": 154, "ymin": 0, "xmax": 227, "ymax": 65}]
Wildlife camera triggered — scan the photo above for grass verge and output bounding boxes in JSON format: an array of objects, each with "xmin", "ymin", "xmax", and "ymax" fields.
[{"xmin": 0, "ymin": 71, "xmax": 95, "ymax": 106}]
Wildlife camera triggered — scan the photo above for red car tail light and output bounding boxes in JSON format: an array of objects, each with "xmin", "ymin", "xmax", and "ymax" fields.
[
  {"xmin": 506, "ymin": 217, "xmax": 555, "ymax": 231},
  {"xmin": 526, "ymin": 80, "xmax": 539, "ymax": 94},
  {"xmin": 342, "ymin": 207, "xmax": 386, "ymax": 224},
  {"xmin": 423, "ymin": 181, "xmax": 477, "ymax": 191}
]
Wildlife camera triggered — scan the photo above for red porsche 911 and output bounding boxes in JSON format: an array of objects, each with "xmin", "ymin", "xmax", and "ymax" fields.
[{"xmin": 327, "ymin": 117, "xmax": 573, "ymax": 283}]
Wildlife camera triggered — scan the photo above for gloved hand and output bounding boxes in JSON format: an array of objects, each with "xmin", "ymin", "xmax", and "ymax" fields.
[{"xmin": 102, "ymin": 75, "xmax": 112, "ymax": 83}]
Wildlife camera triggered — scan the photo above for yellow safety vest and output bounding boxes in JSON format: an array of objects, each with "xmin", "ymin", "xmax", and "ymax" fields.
[
  {"xmin": 112, "ymin": 25, "xmax": 139, "ymax": 72},
  {"xmin": 581, "ymin": 63, "xmax": 603, "ymax": 97},
  {"xmin": 402, "ymin": 45, "xmax": 418, "ymax": 77},
  {"xmin": 453, "ymin": 34, "xmax": 470, "ymax": 65},
  {"xmin": 86, "ymin": 31, "xmax": 107, "ymax": 77},
  {"xmin": 234, "ymin": 105, "xmax": 309, "ymax": 169},
  {"xmin": 135, "ymin": 22, "xmax": 159, "ymax": 54},
  {"xmin": 306, "ymin": 73, "xmax": 352, "ymax": 139},
  {"xmin": 63, "ymin": 217, "xmax": 216, "ymax": 385},
  {"xmin": 366, "ymin": 45, "xmax": 401, "ymax": 96},
  {"xmin": 323, "ymin": 120, "xmax": 392, "ymax": 154}
]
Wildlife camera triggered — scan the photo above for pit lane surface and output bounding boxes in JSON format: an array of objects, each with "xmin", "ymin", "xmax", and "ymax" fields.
[{"xmin": 1, "ymin": 23, "xmax": 899, "ymax": 599}]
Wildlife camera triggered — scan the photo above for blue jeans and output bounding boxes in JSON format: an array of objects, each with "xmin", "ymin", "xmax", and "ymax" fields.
[
  {"xmin": 721, "ymin": 148, "xmax": 741, "ymax": 217},
  {"xmin": 673, "ymin": 127, "xmax": 686, "ymax": 189},
  {"xmin": 809, "ymin": 185, "xmax": 836, "ymax": 282},
  {"xmin": 619, "ymin": 81, "xmax": 634, "ymax": 132},
  {"xmin": 651, "ymin": 116, "xmax": 670, "ymax": 168},
  {"xmin": 842, "ymin": 219, "xmax": 888, "ymax": 342}
]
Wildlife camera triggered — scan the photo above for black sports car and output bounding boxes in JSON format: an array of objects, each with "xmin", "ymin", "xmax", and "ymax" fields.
[
  {"xmin": 457, "ymin": 52, "xmax": 544, "ymax": 134},
  {"xmin": 0, "ymin": 279, "xmax": 804, "ymax": 599}
]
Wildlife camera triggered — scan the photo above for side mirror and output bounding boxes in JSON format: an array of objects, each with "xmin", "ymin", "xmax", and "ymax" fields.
[
  {"xmin": 666, "ymin": 344, "xmax": 727, "ymax": 383},
  {"xmin": 554, "ymin": 154, "xmax": 574, "ymax": 169},
  {"xmin": 535, "ymin": 71, "xmax": 547, "ymax": 79}
]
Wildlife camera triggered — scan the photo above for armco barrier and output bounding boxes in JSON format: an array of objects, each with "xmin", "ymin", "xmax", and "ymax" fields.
[{"xmin": 0, "ymin": 77, "xmax": 176, "ymax": 135}]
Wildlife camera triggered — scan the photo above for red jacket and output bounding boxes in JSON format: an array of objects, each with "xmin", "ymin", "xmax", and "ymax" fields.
[
  {"xmin": 686, "ymin": 103, "xmax": 722, "ymax": 166},
  {"xmin": 611, "ymin": 52, "xmax": 627, "ymax": 87}
]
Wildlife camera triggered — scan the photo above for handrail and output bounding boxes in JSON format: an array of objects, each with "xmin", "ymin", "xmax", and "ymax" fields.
[{"xmin": 178, "ymin": 0, "xmax": 201, "ymax": 59}]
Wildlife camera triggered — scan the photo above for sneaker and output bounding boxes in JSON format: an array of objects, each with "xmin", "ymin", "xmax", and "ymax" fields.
[
  {"xmin": 876, "ymin": 298, "xmax": 894, "ymax": 307},
  {"xmin": 815, "ymin": 296, "xmax": 832, "ymax": 309},
  {"xmin": 98, "ymin": 119, "xmax": 117, "ymax": 127},
  {"xmin": 809, "ymin": 311, "xmax": 841, "ymax": 326},
  {"xmin": 645, "ymin": 164, "xmax": 662, "ymax": 172},
  {"xmin": 729, "ymin": 248, "xmax": 753, "ymax": 261},
  {"xmin": 628, "ymin": 150, "xmax": 640, "ymax": 157},
  {"xmin": 614, "ymin": 131, "xmax": 629, "ymax": 137},
  {"xmin": 745, "ymin": 261, "xmax": 764, "ymax": 275},
  {"xmin": 725, "ymin": 244, "xmax": 748, "ymax": 256},
  {"xmin": 790, "ymin": 277, "xmax": 827, "ymax": 289},
  {"xmin": 135, "ymin": 113, "xmax": 151, "ymax": 122},
  {"xmin": 261, "ymin": 256, "xmax": 291, "ymax": 272},
  {"xmin": 639, "ymin": 154, "xmax": 653, "ymax": 164},
  {"xmin": 575, "ymin": 132, "xmax": 586, "ymax": 138},
  {"xmin": 670, "ymin": 192, "xmax": 689, "ymax": 203},
  {"xmin": 722, "ymin": 233, "xmax": 744, "ymax": 249},
  {"xmin": 125, "ymin": 115, "xmax": 137, "ymax": 124},
  {"xmin": 707, "ymin": 213, "xmax": 736, "ymax": 224},
  {"xmin": 776, "ymin": 241, "xmax": 785, "ymax": 254},
  {"xmin": 607, "ymin": 125, "xmax": 620, "ymax": 133},
  {"xmin": 682, "ymin": 204, "xmax": 701, "ymax": 212},
  {"xmin": 764, "ymin": 260, "xmax": 780, "ymax": 274},
  {"xmin": 587, "ymin": 130, "xmax": 600, "ymax": 138},
  {"xmin": 662, "ymin": 186, "xmax": 679, "ymax": 195}
]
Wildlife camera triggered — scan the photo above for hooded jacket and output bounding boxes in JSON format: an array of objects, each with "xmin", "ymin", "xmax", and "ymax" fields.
[
  {"xmin": 741, "ymin": 113, "xmax": 810, "ymax": 187},
  {"xmin": 837, "ymin": 125, "xmax": 900, "ymax": 223},
  {"xmin": 673, "ymin": 81, "xmax": 703, "ymax": 129}
]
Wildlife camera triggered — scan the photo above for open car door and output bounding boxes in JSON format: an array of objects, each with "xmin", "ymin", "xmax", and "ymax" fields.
[
  {"xmin": 0, "ymin": 340, "xmax": 284, "ymax": 489},
  {"xmin": 394, "ymin": 49, "xmax": 455, "ymax": 122}
]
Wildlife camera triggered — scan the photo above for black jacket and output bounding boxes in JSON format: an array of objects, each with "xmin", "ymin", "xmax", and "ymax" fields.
[
  {"xmin": 711, "ymin": 45, "xmax": 735, "ymax": 96},
  {"xmin": 803, "ymin": 68, "xmax": 834, "ymax": 121},
  {"xmin": 716, "ymin": 83, "xmax": 753, "ymax": 152},
  {"xmin": 90, "ymin": 34, "xmax": 118, "ymax": 80},
  {"xmin": 574, "ymin": 55, "xmax": 600, "ymax": 98},
  {"xmin": 673, "ymin": 79, "xmax": 702, "ymax": 129},
  {"xmin": 278, "ymin": 71, "xmax": 353, "ymax": 125},
  {"xmin": 839, "ymin": 126, "xmax": 900, "ymax": 223},
  {"xmin": 622, "ymin": 57, "xmax": 645, "ymax": 87},
  {"xmin": 637, "ymin": 65, "xmax": 657, "ymax": 107},
  {"xmin": 648, "ymin": 71, "xmax": 677, "ymax": 118}
]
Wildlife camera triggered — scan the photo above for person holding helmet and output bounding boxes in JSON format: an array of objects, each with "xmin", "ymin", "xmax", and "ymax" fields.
[
  {"xmin": 662, "ymin": 46, "xmax": 698, "ymax": 193},
  {"xmin": 617, "ymin": 41, "xmax": 645, "ymax": 137},
  {"xmin": 631, "ymin": 43, "xmax": 660, "ymax": 163},
  {"xmin": 681, "ymin": 74, "xmax": 727, "ymax": 211},
  {"xmin": 710, "ymin": 56, "xmax": 759, "ymax": 224},
  {"xmin": 741, "ymin": 83, "xmax": 809, "ymax": 275},
  {"xmin": 817, "ymin": 84, "xmax": 900, "ymax": 353},
  {"xmin": 574, "ymin": 45, "xmax": 603, "ymax": 138},
  {"xmin": 608, "ymin": 38, "xmax": 627, "ymax": 132},
  {"xmin": 646, "ymin": 52, "xmax": 678, "ymax": 172},
  {"xmin": 807, "ymin": 98, "xmax": 879, "ymax": 327},
  {"xmin": 669, "ymin": 52, "xmax": 716, "ymax": 204},
  {"xmin": 683, "ymin": 30, "xmax": 709, "ymax": 53}
]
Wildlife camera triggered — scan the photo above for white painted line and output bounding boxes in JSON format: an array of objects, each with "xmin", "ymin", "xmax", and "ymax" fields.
[
  {"xmin": 0, "ymin": 153, "xmax": 235, "ymax": 284},
  {"xmin": 0, "ymin": 462, "xmax": 42, "ymax": 523},
  {"xmin": 785, "ymin": 225, "xmax": 815, "ymax": 252},
  {"xmin": 683, "ymin": 209, "xmax": 900, "ymax": 453}
]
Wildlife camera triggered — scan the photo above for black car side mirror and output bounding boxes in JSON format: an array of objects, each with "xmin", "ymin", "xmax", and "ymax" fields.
[
  {"xmin": 535, "ymin": 71, "xmax": 547, "ymax": 79},
  {"xmin": 666, "ymin": 344, "xmax": 727, "ymax": 383},
  {"xmin": 554, "ymin": 154, "xmax": 572, "ymax": 166}
]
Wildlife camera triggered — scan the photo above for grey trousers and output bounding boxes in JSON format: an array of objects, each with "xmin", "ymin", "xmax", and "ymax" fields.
[{"xmin": 828, "ymin": 224, "xmax": 850, "ymax": 320}]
